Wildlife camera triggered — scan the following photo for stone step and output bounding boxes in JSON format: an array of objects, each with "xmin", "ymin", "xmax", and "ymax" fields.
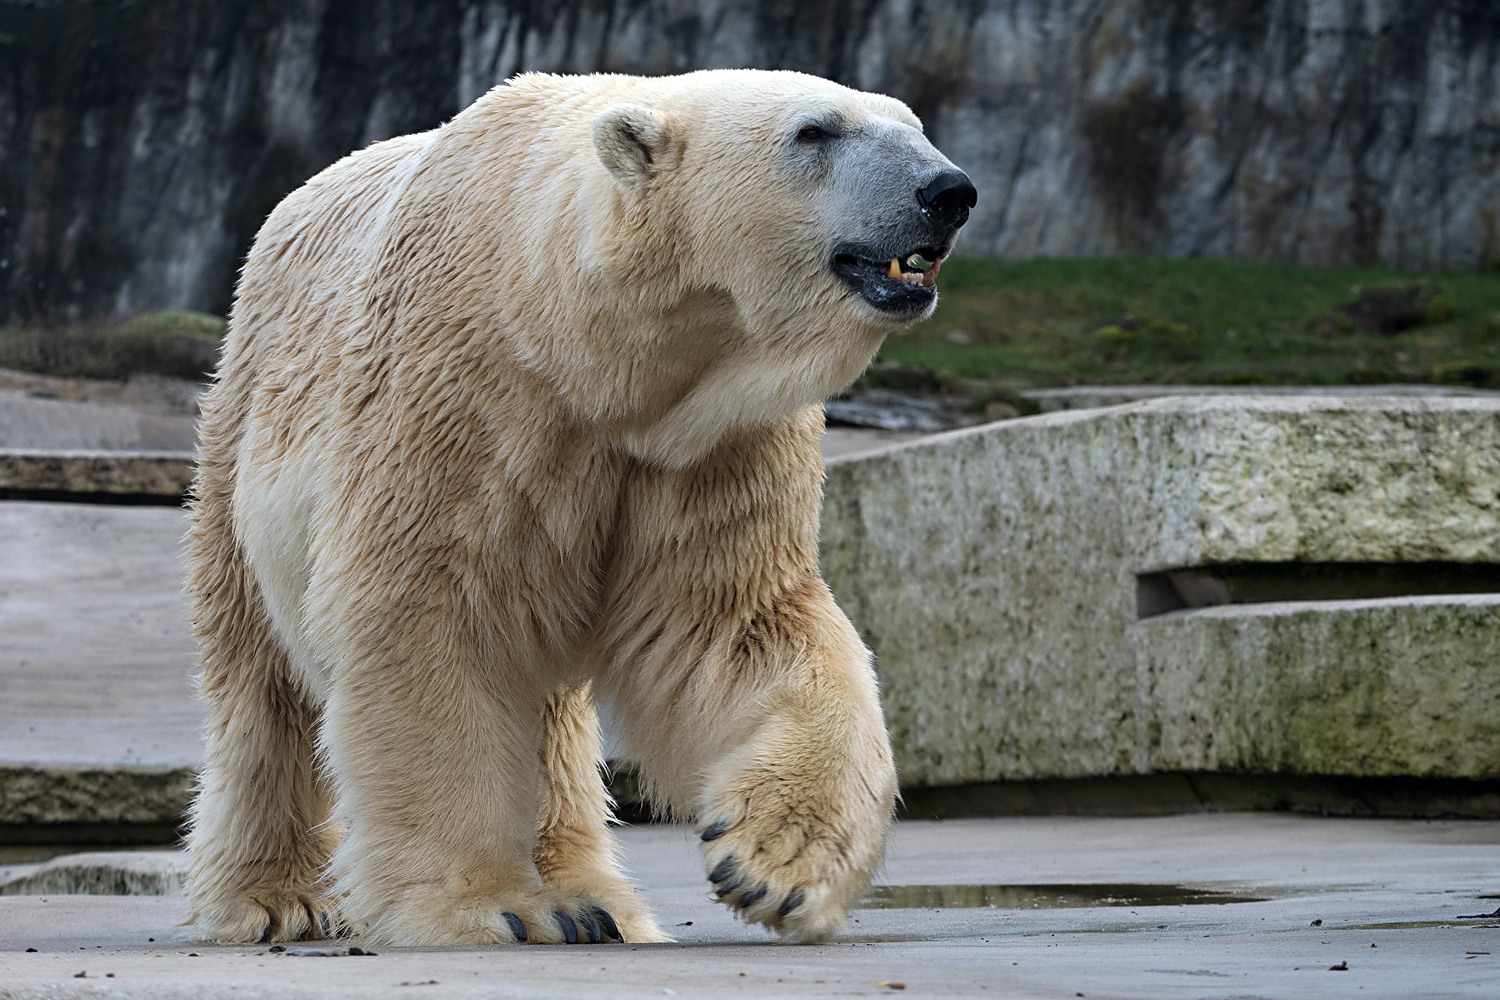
[
  {"xmin": 0, "ymin": 448, "xmax": 193, "ymax": 503},
  {"xmin": 0, "ymin": 850, "xmax": 186, "ymax": 896}
]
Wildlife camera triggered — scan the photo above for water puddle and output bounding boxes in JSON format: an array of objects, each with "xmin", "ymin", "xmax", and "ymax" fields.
[
  {"xmin": 858, "ymin": 883, "xmax": 1268, "ymax": 910},
  {"xmin": 1346, "ymin": 920, "xmax": 1500, "ymax": 931}
]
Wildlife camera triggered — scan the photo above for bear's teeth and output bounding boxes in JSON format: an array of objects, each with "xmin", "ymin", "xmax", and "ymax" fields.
[
  {"xmin": 889, "ymin": 256, "xmax": 936, "ymax": 287},
  {"xmin": 920, "ymin": 258, "xmax": 943, "ymax": 288}
]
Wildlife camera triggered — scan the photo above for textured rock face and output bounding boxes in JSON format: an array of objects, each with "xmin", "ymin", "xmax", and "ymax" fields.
[
  {"xmin": 0, "ymin": 448, "xmax": 194, "ymax": 498},
  {"xmin": 820, "ymin": 396, "xmax": 1500, "ymax": 786},
  {"xmin": 3, "ymin": 1, "xmax": 1498, "ymax": 323},
  {"xmin": 0, "ymin": 766, "xmax": 193, "ymax": 826}
]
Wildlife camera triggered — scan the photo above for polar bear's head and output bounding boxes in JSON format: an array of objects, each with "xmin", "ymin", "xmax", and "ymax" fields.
[
  {"xmin": 591, "ymin": 71, "xmax": 973, "ymax": 331},
  {"xmin": 576, "ymin": 71, "xmax": 973, "ymax": 463}
]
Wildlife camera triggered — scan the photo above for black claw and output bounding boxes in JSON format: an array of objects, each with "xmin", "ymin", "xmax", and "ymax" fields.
[
  {"xmin": 554, "ymin": 910, "xmax": 578, "ymax": 944},
  {"xmin": 503, "ymin": 912, "xmax": 527, "ymax": 942},
  {"xmin": 708, "ymin": 856, "xmax": 738, "ymax": 884},
  {"xmin": 594, "ymin": 907, "xmax": 622, "ymax": 942},
  {"xmin": 700, "ymin": 819, "xmax": 730, "ymax": 841},
  {"xmin": 714, "ymin": 876, "xmax": 745, "ymax": 900},
  {"xmin": 576, "ymin": 909, "xmax": 602, "ymax": 943},
  {"xmin": 778, "ymin": 890, "xmax": 806, "ymax": 916},
  {"xmin": 738, "ymin": 884, "xmax": 768, "ymax": 909}
]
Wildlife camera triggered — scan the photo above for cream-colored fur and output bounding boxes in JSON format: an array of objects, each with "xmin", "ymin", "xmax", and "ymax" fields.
[{"xmin": 186, "ymin": 70, "xmax": 963, "ymax": 946}]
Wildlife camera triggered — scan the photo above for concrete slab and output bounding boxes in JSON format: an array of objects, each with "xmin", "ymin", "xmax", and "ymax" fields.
[
  {"xmin": 0, "ymin": 850, "xmax": 185, "ymax": 896},
  {"xmin": 1137, "ymin": 596, "xmax": 1500, "ymax": 776},
  {"xmin": 0, "ymin": 815, "xmax": 1495, "ymax": 998},
  {"xmin": 0, "ymin": 449, "xmax": 194, "ymax": 502},
  {"xmin": 0, "ymin": 391, "xmax": 196, "ymax": 451},
  {"xmin": 0, "ymin": 502, "xmax": 198, "ymax": 772},
  {"xmin": 822, "ymin": 395, "xmax": 1500, "ymax": 787},
  {"xmin": 820, "ymin": 427, "xmax": 932, "ymax": 460},
  {"xmin": 0, "ymin": 370, "xmax": 203, "ymax": 417}
]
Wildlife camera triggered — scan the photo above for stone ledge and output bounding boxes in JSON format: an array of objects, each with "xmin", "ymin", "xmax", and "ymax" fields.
[
  {"xmin": 822, "ymin": 395, "xmax": 1500, "ymax": 786},
  {"xmin": 1138, "ymin": 595, "xmax": 1500, "ymax": 777},
  {"xmin": 0, "ymin": 448, "xmax": 193, "ymax": 503},
  {"xmin": 0, "ymin": 851, "xmax": 186, "ymax": 896},
  {"xmin": 0, "ymin": 766, "xmax": 194, "ymax": 829}
]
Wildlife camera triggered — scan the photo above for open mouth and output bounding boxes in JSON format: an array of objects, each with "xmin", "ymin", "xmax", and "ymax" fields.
[{"xmin": 831, "ymin": 246, "xmax": 947, "ymax": 315}]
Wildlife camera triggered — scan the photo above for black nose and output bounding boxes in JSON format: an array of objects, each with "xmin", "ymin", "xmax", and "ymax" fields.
[{"xmin": 916, "ymin": 169, "xmax": 977, "ymax": 230}]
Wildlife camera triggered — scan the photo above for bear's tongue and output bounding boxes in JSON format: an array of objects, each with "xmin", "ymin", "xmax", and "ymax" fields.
[{"xmin": 888, "ymin": 256, "xmax": 941, "ymax": 289}]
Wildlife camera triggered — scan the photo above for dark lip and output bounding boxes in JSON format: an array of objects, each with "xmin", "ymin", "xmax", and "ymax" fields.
[{"xmin": 830, "ymin": 244, "xmax": 948, "ymax": 316}]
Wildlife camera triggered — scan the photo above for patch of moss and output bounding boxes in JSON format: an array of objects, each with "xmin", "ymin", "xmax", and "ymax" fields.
[{"xmin": 0, "ymin": 310, "xmax": 225, "ymax": 381}]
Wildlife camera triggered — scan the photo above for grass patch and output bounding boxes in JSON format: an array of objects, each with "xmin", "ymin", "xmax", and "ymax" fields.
[
  {"xmin": 886, "ymin": 257, "xmax": 1500, "ymax": 388},
  {"xmin": 0, "ymin": 310, "xmax": 225, "ymax": 381}
]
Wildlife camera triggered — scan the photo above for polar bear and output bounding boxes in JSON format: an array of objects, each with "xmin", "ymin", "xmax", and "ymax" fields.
[{"xmin": 184, "ymin": 69, "xmax": 974, "ymax": 947}]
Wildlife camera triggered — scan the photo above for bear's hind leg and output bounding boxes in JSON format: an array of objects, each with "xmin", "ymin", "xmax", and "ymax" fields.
[
  {"xmin": 185, "ymin": 531, "xmax": 339, "ymax": 943},
  {"xmin": 533, "ymin": 683, "xmax": 667, "ymax": 944}
]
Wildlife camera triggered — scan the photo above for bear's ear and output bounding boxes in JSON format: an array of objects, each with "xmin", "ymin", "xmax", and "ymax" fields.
[{"xmin": 592, "ymin": 105, "xmax": 673, "ymax": 188}]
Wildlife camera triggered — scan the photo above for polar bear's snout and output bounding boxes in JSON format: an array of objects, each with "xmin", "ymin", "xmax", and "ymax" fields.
[{"xmin": 823, "ymin": 128, "xmax": 976, "ymax": 319}]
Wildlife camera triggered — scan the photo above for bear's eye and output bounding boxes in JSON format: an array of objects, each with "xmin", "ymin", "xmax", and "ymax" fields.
[{"xmin": 796, "ymin": 124, "xmax": 831, "ymax": 144}]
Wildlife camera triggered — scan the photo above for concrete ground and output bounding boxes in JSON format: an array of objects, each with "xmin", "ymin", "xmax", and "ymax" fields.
[{"xmin": 0, "ymin": 814, "xmax": 1496, "ymax": 999}]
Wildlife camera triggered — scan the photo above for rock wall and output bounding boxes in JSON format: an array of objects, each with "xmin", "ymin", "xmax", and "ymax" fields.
[{"xmin": 3, "ymin": 0, "xmax": 1498, "ymax": 323}]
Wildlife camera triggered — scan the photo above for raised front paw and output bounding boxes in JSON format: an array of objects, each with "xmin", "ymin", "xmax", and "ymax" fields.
[{"xmin": 695, "ymin": 795, "xmax": 890, "ymax": 942}]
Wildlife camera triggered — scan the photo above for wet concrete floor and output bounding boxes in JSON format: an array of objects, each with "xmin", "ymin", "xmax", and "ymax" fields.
[{"xmin": 1, "ymin": 814, "xmax": 1496, "ymax": 998}]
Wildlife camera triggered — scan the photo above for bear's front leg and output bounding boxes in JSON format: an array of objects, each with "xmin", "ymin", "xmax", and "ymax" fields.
[
  {"xmin": 600, "ymin": 410, "xmax": 899, "ymax": 942},
  {"xmin": 534, "ymin": 682, "xmax": 668, "ymax": 943},
  {"xmin": 694, "ymin": 587, "xmax": 896, "ymax": 941},
  {"xmin": 313, "ymin": 590, "xmax": 628, "ymax": 946}
]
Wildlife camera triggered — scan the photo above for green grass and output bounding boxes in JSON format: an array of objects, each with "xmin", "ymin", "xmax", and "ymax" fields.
[
  {"xmin": 884, "ymin": 257, "xmax": 1500, "ymax": 388},
  {"xmin": 0, "ymin": 310, "xmax": 225, "ymax": 381}
]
